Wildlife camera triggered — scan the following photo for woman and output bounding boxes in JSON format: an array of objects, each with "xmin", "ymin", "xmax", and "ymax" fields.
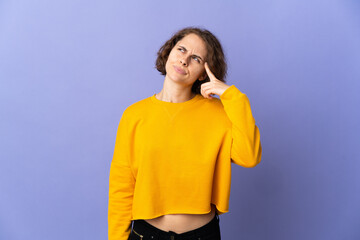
[{"xmin": 108, "ymin": 27, "xmax": 262, "ymax": 240}]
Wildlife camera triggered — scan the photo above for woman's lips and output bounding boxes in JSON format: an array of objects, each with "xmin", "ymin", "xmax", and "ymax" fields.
[{"xmin": 173, "ymin": 65, "xmax": 186, "ymax": 75}]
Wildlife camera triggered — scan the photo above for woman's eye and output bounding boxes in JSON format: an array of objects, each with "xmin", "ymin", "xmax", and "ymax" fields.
[{"xmin": 177, "ymin": 48, "xmax": 200, "ymax": 63}]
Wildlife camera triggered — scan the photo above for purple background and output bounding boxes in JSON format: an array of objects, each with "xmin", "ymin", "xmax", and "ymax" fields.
[{"xmin": 1, "ymin": 0, "xmax": 359, "ymax": 239}]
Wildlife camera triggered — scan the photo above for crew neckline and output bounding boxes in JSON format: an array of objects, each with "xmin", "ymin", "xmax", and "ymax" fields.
[{"xmin": 150, "ymin": 93, "xmax": 202, "ymax": 106}]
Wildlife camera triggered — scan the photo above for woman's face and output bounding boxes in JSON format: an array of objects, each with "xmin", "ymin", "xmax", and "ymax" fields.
[{"xmin": 165, "ymin": 33, "xmax": 208, "ymax": 86}]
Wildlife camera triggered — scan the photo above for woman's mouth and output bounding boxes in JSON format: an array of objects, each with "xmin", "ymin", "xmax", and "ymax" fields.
[{"xmin": 173, "ymin": 65, "xmax": 186, "ymax": 75}]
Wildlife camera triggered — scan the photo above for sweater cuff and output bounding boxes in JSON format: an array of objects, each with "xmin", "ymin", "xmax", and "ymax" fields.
[{"xmin": 220, "ymin": 85, "xmax": 245, "ymax": 100}]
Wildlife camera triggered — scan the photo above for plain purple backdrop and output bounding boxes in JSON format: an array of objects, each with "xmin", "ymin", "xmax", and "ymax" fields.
[{"xmin": 0, "ymin": 0, "xmax": 359, "ymax": 239}]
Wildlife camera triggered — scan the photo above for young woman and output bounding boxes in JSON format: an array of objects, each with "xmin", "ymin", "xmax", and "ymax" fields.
[{"xmin": 108, "ymin": 27, "xmax": 262, "ymax": 240}]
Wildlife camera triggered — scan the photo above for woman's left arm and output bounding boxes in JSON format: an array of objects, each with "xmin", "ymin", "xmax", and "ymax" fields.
[
  {"xmin": 219, "ymin": 85, "xmax": 262, "ymax": 167},
  {"xmin": 201, "ymin": 62, "xmax": 262, "ymax": 168}
]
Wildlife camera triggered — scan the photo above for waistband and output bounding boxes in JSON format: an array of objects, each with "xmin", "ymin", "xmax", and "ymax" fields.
[{"xmin": 132, "ymin": 212, "xmax": 219, "ymax": 240}]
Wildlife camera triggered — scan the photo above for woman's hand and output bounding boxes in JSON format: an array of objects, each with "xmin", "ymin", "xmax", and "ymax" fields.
[{"xmin": 201, "ymin": 62, "xmax": 231, "ymax": 99}]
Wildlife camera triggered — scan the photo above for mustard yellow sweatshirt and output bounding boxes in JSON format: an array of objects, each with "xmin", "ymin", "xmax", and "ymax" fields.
[{"xmin": 108, "ymin": 84, "xmax": 262, "ymax": 240}]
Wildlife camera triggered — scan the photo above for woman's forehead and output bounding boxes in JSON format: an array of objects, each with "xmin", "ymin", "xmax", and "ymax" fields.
[{"xmin": 177, "ymin": 34, "xmax": 207, "ymax": 58}]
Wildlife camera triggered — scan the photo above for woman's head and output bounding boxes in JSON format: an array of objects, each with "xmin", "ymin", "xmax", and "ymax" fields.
[{"xmin": 155, "ymin": 27, "xmax": 227, "ymax": 94}]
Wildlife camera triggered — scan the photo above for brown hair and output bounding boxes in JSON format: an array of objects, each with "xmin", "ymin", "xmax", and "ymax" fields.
[{"xmin": 155, "ymin": 27, "xmax": 227, "ymax": 94}]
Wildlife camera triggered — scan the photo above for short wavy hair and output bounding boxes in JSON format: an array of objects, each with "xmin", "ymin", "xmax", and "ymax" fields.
[{"xmin": 155, "ymin": 27, "xmax": 227, "ymax": 94}]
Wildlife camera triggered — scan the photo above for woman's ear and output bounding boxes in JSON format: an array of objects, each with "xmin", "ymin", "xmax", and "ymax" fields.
[{"xmin": 199, "ymin": 72, "xmax": 207, "ymax": 81}]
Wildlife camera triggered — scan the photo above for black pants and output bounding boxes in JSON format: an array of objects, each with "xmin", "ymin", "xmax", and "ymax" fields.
[{"xmin": 128, "ymin": 212, "xmax": 221, "ymax": 240}]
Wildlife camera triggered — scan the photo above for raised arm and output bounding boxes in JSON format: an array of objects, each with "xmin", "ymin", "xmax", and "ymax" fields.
[{"xmin": 220, "ymin": 85, "xmax": 262, "ymax": 167}]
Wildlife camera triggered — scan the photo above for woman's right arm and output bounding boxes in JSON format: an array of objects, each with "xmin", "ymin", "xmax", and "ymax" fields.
[{"xmin": 108, "ymin": 109, "xmax": 136, "ymax": 240}]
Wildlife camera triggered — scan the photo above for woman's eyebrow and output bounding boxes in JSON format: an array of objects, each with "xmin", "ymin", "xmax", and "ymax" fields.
[{"xmin": 178, "ymin": 45, "xmax": 204, "ymax": 61}]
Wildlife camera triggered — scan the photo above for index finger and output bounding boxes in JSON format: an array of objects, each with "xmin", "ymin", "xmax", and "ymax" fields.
[{"xmin": 204, "ymin": 62, "xmax": 216, "ymax": 80}]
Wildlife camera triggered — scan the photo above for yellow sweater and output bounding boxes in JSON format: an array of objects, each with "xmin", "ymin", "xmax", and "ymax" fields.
[{"xmin": 108, "ymin": 84, "xmax": 262, "ymax": 240}]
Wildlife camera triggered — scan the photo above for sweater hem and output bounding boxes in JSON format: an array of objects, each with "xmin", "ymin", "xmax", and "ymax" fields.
[{"xmin": 130, "ymin": 204, "xmax": 229, "ymax": 221}]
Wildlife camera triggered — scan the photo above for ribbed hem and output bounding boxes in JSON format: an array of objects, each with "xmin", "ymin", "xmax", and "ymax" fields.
[{"xmin": 220, "ymin": 85, "xmax": 245, "ymax": 100}]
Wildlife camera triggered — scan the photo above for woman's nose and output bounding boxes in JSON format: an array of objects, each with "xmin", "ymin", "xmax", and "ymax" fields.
[{"xmin": 180, "ymin": 57, "xmax": 188, "ymax": 66}]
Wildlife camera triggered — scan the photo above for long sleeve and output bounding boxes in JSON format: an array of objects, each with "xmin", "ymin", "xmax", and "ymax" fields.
[
  {"xmin": 220, "ymin": 85, "xmax": 262, "ymax": 168},
  {"xmin": 108, "ymin": 109, "xmax": 136, "ymax": 240}
]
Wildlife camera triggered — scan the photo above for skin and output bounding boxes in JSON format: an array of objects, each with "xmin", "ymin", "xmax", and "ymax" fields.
[
  {"xmin": 147, "ymin": 34, "xmax": 230, "ymax": 233},
  {"xmin": 155, "ymin": 33, "xmax": 231, "ymax": 102}
]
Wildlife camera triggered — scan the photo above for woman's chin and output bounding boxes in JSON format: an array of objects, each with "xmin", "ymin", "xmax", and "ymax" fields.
[
  {"xmin": 166, "ymin": 71, "xmax": 198, "ymax": 86},
  {"xmin": 167, "ymin": 73, "xmax": 186, "ymax": 82}
]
